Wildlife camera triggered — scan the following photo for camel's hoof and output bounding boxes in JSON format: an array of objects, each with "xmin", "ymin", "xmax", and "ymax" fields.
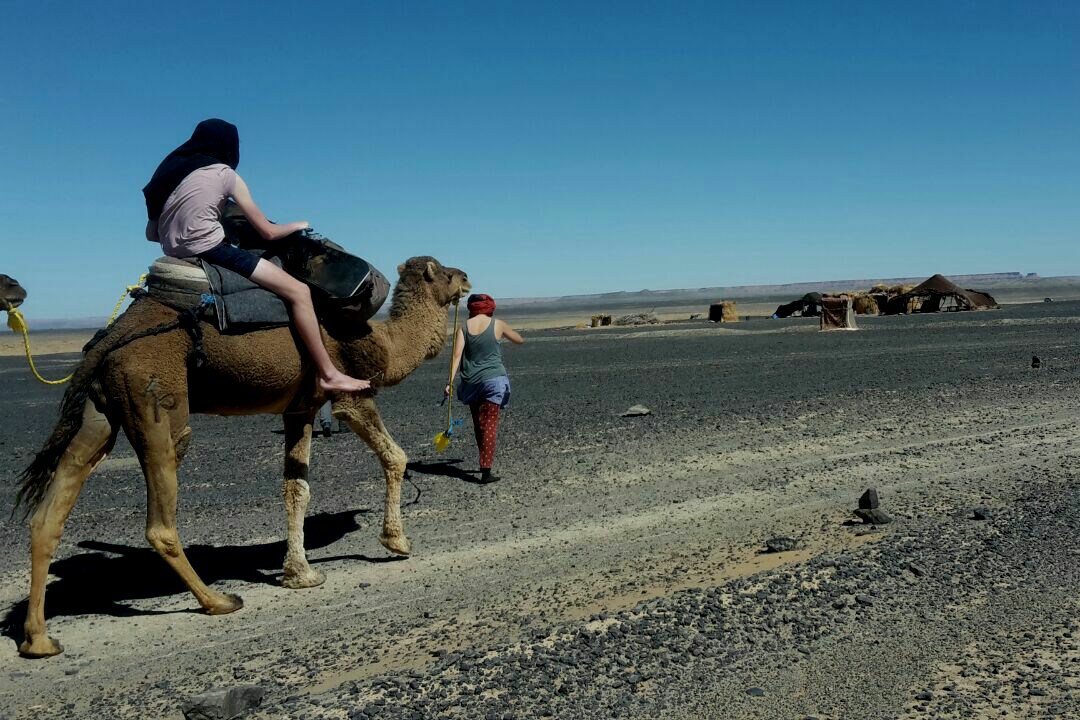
[
  {"xmin": 19, "ymin": 636, "xmax": 63, "ymax": 658},
  {"xmin": 282, "ymin": 568, "xmax": 325, "ymax": 589},
  {"xmin": 380, "ymin": 534, "xmax": 411, "ymax": 557},
  {"xmin": 205, "ymin": 593, "xmax": 244, "ymax": 616}
]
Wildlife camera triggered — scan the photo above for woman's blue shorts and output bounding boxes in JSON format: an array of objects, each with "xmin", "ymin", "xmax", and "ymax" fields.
[{"xmin": 197, "ymin": 242, "xmax": 261, "ymax": 279}]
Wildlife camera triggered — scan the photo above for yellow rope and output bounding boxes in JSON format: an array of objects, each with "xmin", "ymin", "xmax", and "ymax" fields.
[
  {"xmin": 445, "ymin": 299, "xmax": 460, "ymax": 428},
  {"xmin": 434, "ymin": 299, "xmax": 461, "ymax": 452},
  {"xmin": 107, "ymin": 274, "xmax": 148, "ymax": 326},
  {"xmin": 3, "ymin": 273, "xmax": 147, "ymax": 386}
]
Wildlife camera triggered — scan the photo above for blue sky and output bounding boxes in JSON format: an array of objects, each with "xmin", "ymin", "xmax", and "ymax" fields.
[{"xmin": 2, "ymin": 1, "xmax": 1078, "ymax": 318}]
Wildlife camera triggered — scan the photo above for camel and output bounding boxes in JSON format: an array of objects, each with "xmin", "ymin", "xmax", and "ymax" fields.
[
  {"xmin": 15, "ymin": 256, "xmax": 470, "ymax": 658},
  {"xmin": 1, "ymin": 274, "xmax": 28, "ymax": 311}
]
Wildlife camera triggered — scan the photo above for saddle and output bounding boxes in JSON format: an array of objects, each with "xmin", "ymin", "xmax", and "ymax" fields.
[{"xmin": 146, "ymin": 221, "xmax": 390, "ymax": 333}]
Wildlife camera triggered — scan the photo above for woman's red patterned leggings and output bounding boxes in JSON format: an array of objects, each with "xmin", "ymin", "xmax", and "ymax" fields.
[{"xmin": 469, "ymin": 401, "xmax": 501, "ymax": 469}]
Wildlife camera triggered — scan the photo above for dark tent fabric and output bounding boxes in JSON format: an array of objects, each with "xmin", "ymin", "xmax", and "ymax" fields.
[
  {"xmin": 889, "ymin": 274, "xmax": 998, "ymax": 314},
  {"xmin": 772, "ymin": 292, "xmax": 823, "ymax": 318},
  {"xmin": 820, "ymin": 297, "xmax": 858, "ymax": 331},
  {"xmin": 964, "ymin": 290, "xmax": 998, "ymax": 308}
]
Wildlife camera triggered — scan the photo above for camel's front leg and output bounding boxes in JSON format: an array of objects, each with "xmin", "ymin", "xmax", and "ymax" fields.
[
  {"xmin": 281, "ymin": 412, "xmax": 325, "ymax": 588},
  {"xmin": 336, "ymin": 398, "xmax": 410, "ymax": 556}
]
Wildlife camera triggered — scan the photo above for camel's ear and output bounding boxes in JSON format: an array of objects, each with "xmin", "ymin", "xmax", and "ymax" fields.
[
  {"xmin": 397, "ymin": 263, "xmax": 406, "ymax": 276},
  {"xmin": 424, "ymin": 261, "xmax": 437, "ymax": 281}
]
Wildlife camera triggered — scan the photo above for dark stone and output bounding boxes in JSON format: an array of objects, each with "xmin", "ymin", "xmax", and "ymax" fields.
[
  {"xmin": 972, "ymin": 507, "xmax": 991, "ymax": 521},
  {"xmin": 915, "ymin": 691, "xmax": 933, "ymax": 701},
  {"xmin": 181, "ymin": 685, "xmax": 264, "ymax": 720},
  {"xmin": 854, "ymin": 508, "xmax": 893, "ymax": 525},
  {"xmin": 765, "ymin": 537, "xmax": 799, "ymax": 553},
  {"xmin": 858, "ymin": 488, "xmax": 880, "ymax": 510},
  {"xmin": 744, "ymin": 687, "xmax": 765, "ymax": 697},
  {"xmin": 855, "ymin": 594, "xmax": 874, "ymax": 606}
]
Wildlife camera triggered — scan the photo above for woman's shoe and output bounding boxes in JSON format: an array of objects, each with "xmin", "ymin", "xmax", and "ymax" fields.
[{"xmin": 479, "ymin": 469, "xmax": 500, "ymax": 484}]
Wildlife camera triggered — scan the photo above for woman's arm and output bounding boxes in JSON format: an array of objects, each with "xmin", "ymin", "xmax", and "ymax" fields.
[
  {"xmin": 444, "ymin": 327, "xmax": 466, "ymax": 396},
  {"xmin": 230, "ymin": 175, "xmax": 308, "ymax": 242},
  {"xmin": 496, "ymin": 320, "xmax": 525, "ymax": 345}
]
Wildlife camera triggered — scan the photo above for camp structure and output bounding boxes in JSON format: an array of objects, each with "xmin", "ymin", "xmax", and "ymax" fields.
[
  {"xmin": 709, "ymin": 301, "xmax": 738, "ymax": 323},
  {"xmin": 882, "ymin": 274, "xmax": 998, "ymax": 315},
  {"xmin": 614, "ymin": 311, "xmax": 660, "ymax": 326},
  {"xmin": 820, "ymin": 297, "xmax": 858, "ymax": 331},
  {"xmin": 851, "ymin": 294, "xmax": 879, "ymax": 315},
  {"xmin": 772, "ymin": 292, "xmax": 822, "ymax": 319},
  {"xmin": 590, "ymin": 314, "xmax": 612, "ymax": 327}
]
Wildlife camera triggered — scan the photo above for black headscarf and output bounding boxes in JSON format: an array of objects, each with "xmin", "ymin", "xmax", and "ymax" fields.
[{"xmin": 142, "ymin": 119, "xmax": 240, "ymax": 221}]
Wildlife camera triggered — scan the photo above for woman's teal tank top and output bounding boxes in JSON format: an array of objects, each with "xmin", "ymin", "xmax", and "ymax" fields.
[{"xmin": 460, "ymin": 318, "xmax": 507, "ymax": 385}]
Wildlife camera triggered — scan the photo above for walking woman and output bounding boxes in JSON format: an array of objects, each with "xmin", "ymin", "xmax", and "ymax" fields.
[
  {"xmin": 143, "ymin": 119, "xmax": 369, "ymax": 394},
  {"xmin": 445, "ymin": 294, "xmax": 524, "ymax": 483}
]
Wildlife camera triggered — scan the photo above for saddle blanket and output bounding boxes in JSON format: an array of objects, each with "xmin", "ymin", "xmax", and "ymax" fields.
[{"xmin": 146, "ymin": 254, "xmax": 289, "ymax": 333}]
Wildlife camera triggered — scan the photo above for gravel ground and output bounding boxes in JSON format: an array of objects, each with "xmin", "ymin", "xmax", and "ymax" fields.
[{"xmin": 1, "ymin": 301, "xmax": 1079, "ymax": 718}]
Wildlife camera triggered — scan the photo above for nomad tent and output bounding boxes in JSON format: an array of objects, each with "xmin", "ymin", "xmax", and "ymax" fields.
[
  {"xmin": 772, "ymin": 292, "xmax": 823, "ymax": 319},
  {"xmin": 886, "ymin": 274, "xmax": 998, "ymax": 314}
]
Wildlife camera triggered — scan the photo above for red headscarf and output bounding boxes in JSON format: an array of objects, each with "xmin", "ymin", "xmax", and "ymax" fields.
[{"xmin": 467, "ymin": 293, "xmax": 496, "ymax": 317}]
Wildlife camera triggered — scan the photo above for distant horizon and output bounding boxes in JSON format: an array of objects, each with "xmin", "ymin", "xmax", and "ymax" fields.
[{"xmin": 7, "ymin": 268, "xmax": 1074, "ymax": 330}]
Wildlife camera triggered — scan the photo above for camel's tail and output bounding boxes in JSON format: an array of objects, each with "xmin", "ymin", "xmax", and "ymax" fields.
[
  {"xmin": 13, "ymin": 354, "xmax": 101, "ymax": 518},
  {"xmin": 12, "ymin": 319, "xmax": 128, "ymax": 517},
  {"xmin": 14, "ymin": 298, "xmax": 191, "ymax": 518}
]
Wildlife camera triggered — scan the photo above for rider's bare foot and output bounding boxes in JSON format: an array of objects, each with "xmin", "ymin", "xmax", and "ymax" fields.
[{"xmin": 318, "ymin": 372, "xmax": 371, "ymax": 394}]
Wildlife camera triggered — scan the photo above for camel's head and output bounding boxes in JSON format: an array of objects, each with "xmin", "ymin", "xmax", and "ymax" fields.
[
  {"xmin": 0, "ymin": 274, "xmax": 27, "ymax": 310},
  {"xmin": 394, "ymin": 256, "xmax": 471, "ymax": 308}
]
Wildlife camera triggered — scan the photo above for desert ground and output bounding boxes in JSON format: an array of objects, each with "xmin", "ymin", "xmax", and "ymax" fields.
[{"xmin": 1, "ymin": 301, "xmax": 1079, "ymax": 719}]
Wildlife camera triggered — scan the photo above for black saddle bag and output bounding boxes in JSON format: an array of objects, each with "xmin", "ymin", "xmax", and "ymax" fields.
[{"xmin": 220, "ymin": 201, "xmax": 389, "ymax": 324}]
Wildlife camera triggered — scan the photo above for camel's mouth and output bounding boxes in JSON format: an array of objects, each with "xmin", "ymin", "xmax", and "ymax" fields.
[{"xmin": 1, "ymin": 279, "xmax": 26, "ymax": 310}]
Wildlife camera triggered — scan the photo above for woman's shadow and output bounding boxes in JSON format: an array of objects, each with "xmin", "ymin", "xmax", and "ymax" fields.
[{"xmin": 1, "ymin": 507, "xmax": 401, "ymax": 642}]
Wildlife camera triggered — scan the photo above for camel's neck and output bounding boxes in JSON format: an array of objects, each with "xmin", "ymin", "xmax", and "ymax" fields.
[{"xmin": 381, "ymin": 301, "xmax": 451, "ymax": 385}]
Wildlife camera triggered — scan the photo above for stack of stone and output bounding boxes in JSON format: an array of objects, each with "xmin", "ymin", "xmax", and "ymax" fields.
[{"xmin": 854, "ymin": 487, "xmax": 893, "ymax": 525}]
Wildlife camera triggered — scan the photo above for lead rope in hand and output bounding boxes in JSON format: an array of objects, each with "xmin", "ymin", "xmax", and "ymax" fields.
[
  {"xmin": 446, "ymin": 299, "xmax": 460, "ymax": 427},
  {"xmin": 3, "ymin": 273, "xmax": 147, "ymax": 385},
  {"xmin": 433, "ymin": 298, "xmax": 463, "ymax": 451}
]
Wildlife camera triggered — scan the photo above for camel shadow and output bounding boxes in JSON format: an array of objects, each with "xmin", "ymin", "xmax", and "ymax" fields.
[
  {"xmin": 406, "ymin": 459, "xmax": 486, "ymax": 485},
  {"xmin": 0, "ymin": 507, "xmax": 397, "ymax": 642}
]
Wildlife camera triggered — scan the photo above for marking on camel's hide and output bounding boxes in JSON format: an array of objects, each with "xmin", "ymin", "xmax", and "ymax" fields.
[{"xmin": 143, "ymin": 377, "xmax": 177, "ymax": 424}]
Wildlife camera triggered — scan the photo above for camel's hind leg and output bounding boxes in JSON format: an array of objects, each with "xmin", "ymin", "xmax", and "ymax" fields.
[
  {"xmin": 336, "ymin": 398, "xmax": 411, "ymax": 556},
  {"xmin": 281, "ymin": 412, "xmax": 325, "ymax": 589},
  {"xmin": 21, "ymin": 401, "xmax": 117, "ymax": 658},
  {"xmin": 123, "ymin": 383, "xmax": 243, "ymax": 616}
]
